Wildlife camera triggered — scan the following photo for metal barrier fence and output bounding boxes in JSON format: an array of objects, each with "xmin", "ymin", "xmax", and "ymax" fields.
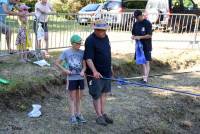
[{"xmin": 0, "ymin": 12, "xmax": 199, "ymax": 56}]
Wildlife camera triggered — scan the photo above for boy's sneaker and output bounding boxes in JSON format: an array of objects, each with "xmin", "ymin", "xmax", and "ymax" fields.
[
  {"xmin": 103, "ymin": 114, "xmax": 113, "ymax": 124},
  {"xmin": 69, "ymin": 116, "xmax": 78, "ymax": 125},
  {"xmin": 96, "ymin": 116, "xmax": 107, "ymax": 126},
  {"xmin": 76, "ymin": 114, "xmax": 87, "ymax": 123}
]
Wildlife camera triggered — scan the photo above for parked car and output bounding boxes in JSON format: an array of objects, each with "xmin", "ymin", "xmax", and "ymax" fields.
[
  {"xmin": 145, "ymin": 0, "xmax": 200, "ymax": 32},
  {"xmin": 101, "ymin": 0, "xmax": 148, "ymax": 29},
  {"xmin": 77, "ymin": 3, "xmax": 103, "ymax": 25}
]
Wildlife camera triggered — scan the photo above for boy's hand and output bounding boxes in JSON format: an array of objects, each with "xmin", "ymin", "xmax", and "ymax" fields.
[
  {"xmin": 131, "ymin": 35, "xmax": 141, "ymax": 40},
  {"xmin": 131, "ymin": 35, "xmax": 135, "ymax": 40},
  {"xmin": 80, "ymin": 71, "xmax": 85, "ymax": 77},
  {"xmin": 63, "ymin": 70, "xmax": 71, "ymax": 75}
]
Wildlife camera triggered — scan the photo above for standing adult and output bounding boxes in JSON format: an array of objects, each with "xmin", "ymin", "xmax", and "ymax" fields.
[
  {"xmin": 0, "ymin": 0, "xmax": 22, "ymax": 54},
  {"xmin": 131, "ymin": 10, "xmax": 153, "ymax": 83},
  {"xmin": 84, "ymin": 19, "xmax": 113, "ymax": 126},
  {"xmin": 34, "ymin": 0, "xmax": 53, "ymax": 56}
]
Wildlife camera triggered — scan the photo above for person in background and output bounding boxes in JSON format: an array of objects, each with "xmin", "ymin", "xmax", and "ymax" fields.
[
  {"xmin": 131, "ymin": 10, "xmax": 153, "ymax": 83},
  {"xmin": 0, "ymin": 0, "xmax": 23, "ymax": 54},
  {"xmin": 34, "ymin": 0, "xmax": 53, "ymax": 57},
  {"xmin": 15, "ymin": 4, "xmax": 32, "ymax": 63}
]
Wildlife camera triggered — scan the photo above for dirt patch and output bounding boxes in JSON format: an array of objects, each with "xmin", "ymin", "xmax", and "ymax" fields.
[
  {"xmin": 0, "ymin": 50, "xmax": 200, "ymax": 133},
  {"xmin": 0, "ymin": 73, "xmax": 199, "ymax": 134}
]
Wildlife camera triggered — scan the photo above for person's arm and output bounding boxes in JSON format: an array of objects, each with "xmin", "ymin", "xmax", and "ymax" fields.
[
  {"xmin": 86, "ymin": 59, "xmax": 102, "ymax": 79},
  {"xmin": 2, "ymin": 3, "xmax": 24, "ymax": 16},
  {"xmin": 80, "ymin": 60, "xmax": 86, "ymax": 77},
  {"xmin": 36, "ymin": 7, "xmax": 46, "ymax": 14},
  {"xmin": 55, "ymin": 59, "xmax": 71, "ymax": 75},
  {"xmin": 26, "ymin": 12, "xmax": 35, "ymax": 16},
  {"xmin": 131, "ymin": 23, "xmax": 136, "ymax": 39},
  {"xmin": 133, "ymin": 21, "xmax": 152, "ymax": 40},
  {"xmin": 133, "ymin": 34, "xmax": 152, "ymax": 40},
  {"xmin": 84, "ymin": 39, "xmax": 102, "ymax": 79}
]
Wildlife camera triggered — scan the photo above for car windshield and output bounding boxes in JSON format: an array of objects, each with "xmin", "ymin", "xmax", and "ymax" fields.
[
  {"xmin": 123, "ymin": 1, "xmax": 147, "ymax": 9},
  {"xmin": 103, "ymin": 1, "xmax": 121, "ymax": 10},
  {"xmin": 81, "ymin": 4, "xmax": 100, "ymax": 12}
]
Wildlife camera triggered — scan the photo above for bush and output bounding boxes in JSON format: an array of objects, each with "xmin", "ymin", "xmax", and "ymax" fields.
[{"xmin": 21, "ymin": 0, "xmax": 37, "ymax": 12}]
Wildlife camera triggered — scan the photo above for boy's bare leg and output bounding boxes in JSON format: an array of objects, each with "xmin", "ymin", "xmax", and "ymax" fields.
[
  {"xmin": 145, "ymin": 62, "xmax": 150, "ymax": 81},
  {"xmin": 68, "ymin": 90, "xmax": 76, "ymax": 116},
  {"xmin": 142, "ymin": 64, "xmax": 148, "ymax": 82},
  {"xmin": 6, "ymin": 29, "xmax": 12, "ymax": 53},
  {"xmin": 76, "ymin": 90, "xmax": 83, "ymax": 115}
]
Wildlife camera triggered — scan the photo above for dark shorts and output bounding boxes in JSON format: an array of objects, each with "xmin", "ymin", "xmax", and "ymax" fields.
[
  {"xmin": 143, "ymin": 51, "xmax": 152, "ymax": 61},
  {"xmin": 68, "ymin": 80, "xmax": 84, "ymax": 91},
  {"xmin": 33, "ymin": 20, "xmax": 48, "ymax": 33},
  {"xmin": 134, "ymin": 50, "xmax": 152, "ymax": 62},
  {"xmin": 87, "ymin": 78, "xmax": 111, "ymax": 100},
  {"xmin": 0, "ymin": 22, "xmax": 11, "ymax": 34}
]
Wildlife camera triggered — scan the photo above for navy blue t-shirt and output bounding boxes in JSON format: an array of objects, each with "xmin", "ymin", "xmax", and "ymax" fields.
[
  {"xmin": 84, "ymin": 33, "xmax": 111, "ymax": 77},
  {"xmin": 132, "ymin": 19, "xmax": 152, "ymax": 52}
]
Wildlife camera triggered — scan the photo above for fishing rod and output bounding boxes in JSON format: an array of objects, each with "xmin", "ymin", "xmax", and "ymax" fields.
[
  {"xmin": 86, "ymin": 75, "xmax": 200, "ymax": 97},
  {"xmin": 122, "ymin": 70, "xmax": 200, "ymax": 80}
]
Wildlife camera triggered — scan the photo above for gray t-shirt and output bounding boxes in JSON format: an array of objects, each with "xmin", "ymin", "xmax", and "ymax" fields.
[{"xmin": 59, "ymin": 48, "xmax": 84, "ymax": 80}]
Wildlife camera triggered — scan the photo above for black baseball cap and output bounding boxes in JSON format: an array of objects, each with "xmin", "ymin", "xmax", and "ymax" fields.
[{"xmin": 134, "ymin": 10, "xmax": 142, "ymax": 18}]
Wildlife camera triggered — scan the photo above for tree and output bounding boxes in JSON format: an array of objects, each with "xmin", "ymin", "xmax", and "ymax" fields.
[{"xmin": 21, "ymin": 0, "xmax": 37, "ymax": 12}]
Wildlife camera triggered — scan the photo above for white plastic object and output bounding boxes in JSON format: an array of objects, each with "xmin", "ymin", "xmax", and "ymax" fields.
[
  {"xmin": 33, "ymin": 59, "xmax": 50, "ymax": 67},
  {"xmin": 28, "ymin": 104, "xmax": 42, "ymax": 118},
  {"xmin": 37, "ymin": 23, "xmax": 45, "ymax": 41}
]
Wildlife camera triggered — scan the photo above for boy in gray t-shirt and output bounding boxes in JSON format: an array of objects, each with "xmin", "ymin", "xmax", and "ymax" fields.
[{"xmin": 56, "ymin": 35, "xmax": 86, "ymax": 125}]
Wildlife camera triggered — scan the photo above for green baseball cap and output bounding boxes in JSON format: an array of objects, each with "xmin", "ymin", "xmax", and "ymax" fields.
[{"xmin": 70, "ymin": 35, "xmax": 82, "ymax": 45}]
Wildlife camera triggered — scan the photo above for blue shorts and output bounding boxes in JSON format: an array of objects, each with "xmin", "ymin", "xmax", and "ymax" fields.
[
  {"xmin": 143, "ymin": 51, "xmax": 152, "ymax": 61},
  {"xmin": 68, "ymin": 80, "xmax": 84, "ymax": 91}
]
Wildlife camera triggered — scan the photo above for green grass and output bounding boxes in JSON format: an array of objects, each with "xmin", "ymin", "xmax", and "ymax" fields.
[
  {"xmin": 0, "ymin": 55, "xmax": 61, "ymax": 93},
  {"xmin": 1, "ymin": 49, "xmax": 200, "ymax": 94}
]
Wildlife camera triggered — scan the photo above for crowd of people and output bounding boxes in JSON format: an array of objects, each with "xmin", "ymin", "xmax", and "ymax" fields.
[
  {"xmin": 1, "ymin": 0, "xmax": 152, "ymax": 126},
  {"xmin": 0, "ymin": 0, "xmax": 53, "ymax": 60}
]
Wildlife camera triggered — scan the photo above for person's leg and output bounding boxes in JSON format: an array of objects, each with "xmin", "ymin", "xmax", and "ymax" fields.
[
  {"xmin": 43, "ymin": 23, "xmax": 49, "ymax": 54},
  {"xmin": 44, "ymin": 32, "xmax": 49, "ymax": 53},
  {"xmin": 75, "ymin": 89, "xmax": 83, "ymax": 115},
  {"xmin": 36, "ymin": 40, "xmax": 41, "ymax": 50},
  {"xmin": 5, "ymin": 28, "xmax": 12, "ymax": 53},
  {"xmin": 143, "ymin": 51, "xmax": 151, "ymax": 82},
  {"xmin": 101, "ymin": 80, "xmax": 113, "ymax": 124},
  {"xmin": 19, "ymin": 49, "xmax": 24, "ymax": 61},
  {"xmin": 145, "ymin": 61, "xmax": 150, "ymax": 81},
  {"xmin": 75, "ymin": 80, "xmax": 86, "ymax": 123},
  {"xmin": 88, "ymin": 78, "xmax": 107, "ymax": 125},
  {"xmin": 1, "ymin": 23, "xmax": 12, "ymax": 53},
  {"xmin": 100, "ymin": 93, "xmax": 107, "ymax": 115},
  {"xmin": 68, "ymin": 90, "xmax": 76, "ymax": 116},
  {"xmin": 93, "ymin": 98, "xmax": 102, "ymax": 117},
  {"xmin": 142, "ymin": 64, "xmax": 148, "ymax": 82}
]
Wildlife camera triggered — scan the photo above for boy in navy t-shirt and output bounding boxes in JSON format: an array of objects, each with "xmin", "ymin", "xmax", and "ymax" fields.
[{"xmin": 131, "ymin": 10, "xmax": 153, "ymax": 83}]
